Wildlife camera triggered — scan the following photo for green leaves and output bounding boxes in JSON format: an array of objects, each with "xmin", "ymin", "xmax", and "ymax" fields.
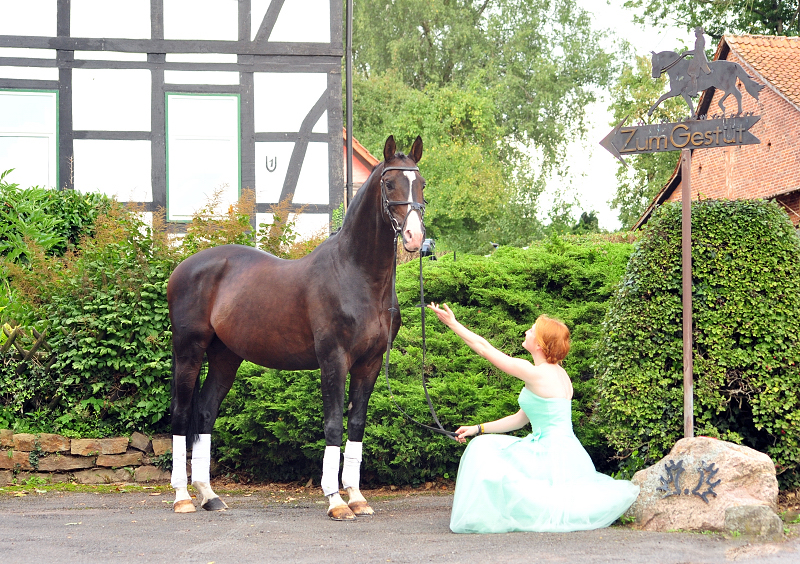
[
  {"xmin": 595, "ymin": 199, "xmax": 800, "ymax": 487},
  {"xmin": 214, "ymin": 236, "xmax": 634, "ymax": 483}
]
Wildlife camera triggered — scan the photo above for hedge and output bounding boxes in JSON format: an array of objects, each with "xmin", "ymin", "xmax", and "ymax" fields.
[{"xmin": 594, "ymin": 199, "xmax": 800, "ymax": 488}]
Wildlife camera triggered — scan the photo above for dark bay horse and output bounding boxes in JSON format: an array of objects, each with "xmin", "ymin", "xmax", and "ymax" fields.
[
  {"xmin": 167, "ymin": 135, "xmax": 426, "ymax": 519},
  {"xmin": 648, "ymin": 50, "xmax": 764, "ymax": 118}
]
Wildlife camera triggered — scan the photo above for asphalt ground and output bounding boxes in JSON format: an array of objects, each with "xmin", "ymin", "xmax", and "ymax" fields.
[{"xmin": 1, "ymin": 485, "xmax": 799, "ymax": 564}]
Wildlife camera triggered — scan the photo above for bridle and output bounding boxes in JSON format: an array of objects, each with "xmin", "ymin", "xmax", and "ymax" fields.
[{"xmin": 380, "ymin": 164, "xmax": 426, "ymax": 237}]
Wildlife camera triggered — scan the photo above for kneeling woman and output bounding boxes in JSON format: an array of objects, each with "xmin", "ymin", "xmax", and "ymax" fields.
[{"xmin": 427, "ymin": 303, "xmax": 639, "ymax": 534}]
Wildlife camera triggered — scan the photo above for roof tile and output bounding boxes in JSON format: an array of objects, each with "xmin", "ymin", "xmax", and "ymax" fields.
[{"xmin": 725, "ymin": 34, "xmax": 800, "ymax": 108}]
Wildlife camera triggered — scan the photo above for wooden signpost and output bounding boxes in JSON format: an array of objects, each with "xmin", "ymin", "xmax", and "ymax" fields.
[{"xmin": 601, "ymin": 28, "xmax": 763, "ymax": 438}]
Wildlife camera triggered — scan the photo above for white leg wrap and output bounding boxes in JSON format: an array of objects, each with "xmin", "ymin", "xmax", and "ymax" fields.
[
  {"xmin": 341, "ymin": 440, "xmax": 362, "ymax": 491},
  {"xmin": 320, "ymin": 445, "xmax": 341, "ymax": 497},
  {"xmin": 171, "ymin": 435, "xmax": 188, "ymax": 491},
  {"xmin": 191, "ymin": 434, "xmax": 211, "ymax": 485}
]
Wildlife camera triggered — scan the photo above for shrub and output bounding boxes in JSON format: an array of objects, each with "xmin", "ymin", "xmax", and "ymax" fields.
[
  {"xmin": 595, "ymin": 200, "xmax": 800, "ymax": 488},
  {"xmin": 3, "ymin": 203, "xmax": 178, "ymax": 436},
  {"xmin": 214, "ymin": 237, "xmax": 635, "ymax": 483}
]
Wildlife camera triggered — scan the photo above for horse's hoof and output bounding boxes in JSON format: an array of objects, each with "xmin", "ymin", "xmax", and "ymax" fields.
[
  {"xmin": 348, "ymin": 500, "xmax": 374, "ymax": 516},
  {"xmin": 173, "ymin": 499, "xmax": 196, "ymax": 513},
  {"xmin": 201, "ymin": 496, "xmax": 228, "ymax": 511},
  {"xmin": 327, "ymin": 504, "xmax": 356, "ymax": 521}
]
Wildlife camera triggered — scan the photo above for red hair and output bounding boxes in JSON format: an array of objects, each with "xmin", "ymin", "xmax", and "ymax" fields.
[{"xmin": 534, "ymin": 315, "xmax": 570, "ymax": 364}]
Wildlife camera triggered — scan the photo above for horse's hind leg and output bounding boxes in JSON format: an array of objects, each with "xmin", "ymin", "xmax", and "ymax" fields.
[
  {"xmin": 192, "ymin": 337, "xmax": 243, "ymax": 511},
  {"xmin": 171, "ymin": 340, "xmax": 208, "ymax": 513}
]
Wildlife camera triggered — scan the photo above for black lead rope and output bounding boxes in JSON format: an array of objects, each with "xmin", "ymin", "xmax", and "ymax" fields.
[{"xmin": 383, "ymin": 236, "xmax": 457, "ymax": 440}]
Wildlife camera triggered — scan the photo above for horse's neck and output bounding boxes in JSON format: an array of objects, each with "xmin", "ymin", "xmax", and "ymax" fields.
[{"xmin": 337, "ymin": 176, "xmax": 397, "ymax": 273}]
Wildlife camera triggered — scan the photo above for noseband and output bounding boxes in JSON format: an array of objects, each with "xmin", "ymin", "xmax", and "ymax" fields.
[{"xmin": 380, "ymin": 165, "xmax": 425, "ymax": 236}]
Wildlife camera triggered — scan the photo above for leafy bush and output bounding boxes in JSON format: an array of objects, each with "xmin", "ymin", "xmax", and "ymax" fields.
[
  {"xmin": 3, "ymin": 203, "xmax": 178, "ymax": 436},
  {"xmin": 214, "ymin": 237, "xmax": 635, "ymax": 483},
  {"xmin": 0, "ymin": 170, "xmax": 108, "ymax": 262},
  {"xmin": 595, "ymin": 200, "xmax": 800, "ymax": 488}
]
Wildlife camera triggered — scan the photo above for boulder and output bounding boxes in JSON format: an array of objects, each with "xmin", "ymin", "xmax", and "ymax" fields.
[
  {"xmin": 96, "ymin": 452, "xmax": 143, "ymax": 468},
  {"xmin": 37, "ymin": 454, "xmax": 96, "ymax": 471},
  {"xmin": 134, "ymin": 465, "xmax": 172, "ymax": 483},
  {"xmin": 71, "ymin": 437, "xmax": 129, "ymax": 456},
  {"xmin": 72, "ymin": 468, "xmax": 132, "ymax": 484},
  {"xmin": 12, "ymin": 433, "xmax": 70, "ymax": 453},
  {"xmin": 151, "ymin": 437, "xmax": 172, "ymax": 456},
  {"xmin": 0, "ymin": 469, "xmax": 12, "ymax": 484},
  {"xmin": 725, "ymin": 505, "xmax": 784, "ymax": 540},
  {"xmin": 0, "ymin": 429, "xmax": 13, "ymax": 448},
  {"xmin": 129, "ymin": 432, "xmax": 151, "ymax": 452},
  {"xmin": 0, "ymin": 450, "xmax": 33, "ymax": 471},
  {"xmin": 627, "ymin": 437, "xmax": 780, "ymax": 535}
]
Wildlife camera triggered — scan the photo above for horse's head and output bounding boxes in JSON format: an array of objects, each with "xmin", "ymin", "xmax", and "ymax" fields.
[
  {"xmin": 380, "ymin": 135, "xmax": 426, "ymax": 252},
  {"xmin": 651, "ymin": 50, "xmax": 677, "ymax": 78}
]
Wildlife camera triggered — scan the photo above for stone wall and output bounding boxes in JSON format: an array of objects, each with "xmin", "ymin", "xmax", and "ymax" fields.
[{"xmin": 0, "ymin": 429, "xmax": 172, "ymax": 485}]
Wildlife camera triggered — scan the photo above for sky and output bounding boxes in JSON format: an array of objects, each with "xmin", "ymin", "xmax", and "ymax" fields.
[{"xmin": 538, "ymin": 0, "xmax": 689, "ymax": 231}]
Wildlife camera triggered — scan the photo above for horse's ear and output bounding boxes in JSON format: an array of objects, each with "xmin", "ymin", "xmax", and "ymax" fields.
[
  {"xmin": 383, "ymin": 135, "xmax": 396, "ymax": 162},
  {"xmin": 409, "ymin": 136, "xmax": 423, "ymax": 163}
]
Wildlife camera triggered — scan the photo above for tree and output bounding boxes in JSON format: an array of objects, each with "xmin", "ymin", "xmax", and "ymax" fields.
[
  {"xmin": 624, "ymin": 0, "xmax": 800, "ymax": 39},
  {"xmin": 350, "ymin": 0, "xmax": 615, "ymax": 249},
  {"xmin": 607, "ymin": 55, "xmax": 685, "ymax": 228}
]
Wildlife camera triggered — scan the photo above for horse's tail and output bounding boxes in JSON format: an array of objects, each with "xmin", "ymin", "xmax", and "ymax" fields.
[
  {"xmin": 737, "ymin": 65, "xmax": 765, "ymax": 100},
  {"xmin": 170, "ymin": 352, "xmax": 202, "ymax": 449}
]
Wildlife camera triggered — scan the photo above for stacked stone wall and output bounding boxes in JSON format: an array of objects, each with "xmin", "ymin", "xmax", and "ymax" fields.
[{"xmin": 0, "ymin": 429, "xmax": 172, "ymax": 485}]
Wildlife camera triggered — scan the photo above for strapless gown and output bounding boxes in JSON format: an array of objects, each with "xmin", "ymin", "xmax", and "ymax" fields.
[{"xmin": 450, "ymin": 387, "xmax": 639, "ymax": 533}]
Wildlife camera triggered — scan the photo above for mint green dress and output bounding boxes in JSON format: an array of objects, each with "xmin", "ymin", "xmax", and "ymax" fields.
[{"xmin": 450, "ymin": 387, "xmax": 639, "ymax": 533}]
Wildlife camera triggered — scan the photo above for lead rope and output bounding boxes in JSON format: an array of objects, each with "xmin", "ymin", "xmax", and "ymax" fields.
[{"xmin": 383, "ymin": 236, "xmax": 457, "ymax": 440}]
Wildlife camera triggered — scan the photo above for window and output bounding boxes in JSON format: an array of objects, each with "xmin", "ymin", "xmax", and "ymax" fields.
[
  {"xmin": 0, "ymin": 90, "xmax": 58, "ymax": 189},
  {"xmin": 166, "ymin": 94, "xmax": 240, "ymax": 221}
]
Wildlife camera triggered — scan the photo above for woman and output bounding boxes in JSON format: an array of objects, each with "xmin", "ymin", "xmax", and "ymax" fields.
[{"xmin": 427, "ymin": 303, "xmax": 639, "ymax": 534}]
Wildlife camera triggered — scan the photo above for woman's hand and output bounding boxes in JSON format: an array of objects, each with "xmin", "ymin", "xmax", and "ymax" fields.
[
  {"xmin": 454, "ymin": 425, "xmax": 479, "ymax": 444},
  {"xmin": 428, "ymin": 302, "xmax": 457, "ymax": 327}
]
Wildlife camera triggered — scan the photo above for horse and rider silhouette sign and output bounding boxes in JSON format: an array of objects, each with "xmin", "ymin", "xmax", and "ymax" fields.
[
  {"xmin": 601, "ymin": 26, "xmax": 764, "ymax": 166},
  {"xmin": 600, "ymin": 27, "xmax": 764, "ymax": 440}
]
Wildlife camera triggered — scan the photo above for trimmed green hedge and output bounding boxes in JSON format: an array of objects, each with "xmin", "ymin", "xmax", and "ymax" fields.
[
  {"xmin": 595, "ymin": 200, "xmax": 800, "ymax": 488},
  {"xmin": 213, "ymin": 237, "xmax": 635, "ymax": 484}
]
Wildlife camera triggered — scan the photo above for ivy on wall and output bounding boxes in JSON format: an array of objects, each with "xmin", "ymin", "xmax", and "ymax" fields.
[{"xmin": 595, "ymin": 199, "xmax": 800, "ymax": 488}]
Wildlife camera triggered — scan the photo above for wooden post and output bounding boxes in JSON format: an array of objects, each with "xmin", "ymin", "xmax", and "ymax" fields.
[{"xmin": 681, "ymin": 148, "xmax": 693, "ymax": 438}]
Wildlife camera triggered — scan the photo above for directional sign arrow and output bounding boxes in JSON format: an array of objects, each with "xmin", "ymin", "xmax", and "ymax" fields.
[
  {"xmin": 600, "ymin": 115, "xmax": 761, "ymax": 163},
  {"xmin": 599, "ymin": 116, "xmax": 629, "ymax": 167}
]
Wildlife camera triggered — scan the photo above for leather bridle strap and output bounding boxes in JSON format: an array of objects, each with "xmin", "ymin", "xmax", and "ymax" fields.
[
  {"xmin": 383, "ymin": 235, "xmax": 457, "ymax": 440},
  {"xmin": 381, "ymin": 165, "xmax": 425, "ymax": 236}
]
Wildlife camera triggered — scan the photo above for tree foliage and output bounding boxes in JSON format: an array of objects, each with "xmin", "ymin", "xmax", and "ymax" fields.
[
  {"xmin": 350, "ymin": 0, "xmax": 615, "ymax": 250},
  {"xmin": 624, "ymin": 0, "xmax": 800, "ymax": 39},
  {"xmin": 595, "ymin": 200, "xmax": 800, "ymax": 488},
  {"xmin": 607, "ymin": 55, "xmax": 685, "ymax": 228}
]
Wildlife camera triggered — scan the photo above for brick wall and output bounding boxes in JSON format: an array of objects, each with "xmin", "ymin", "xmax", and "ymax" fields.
[{"xmin": 667, "ymin": 50, "xmax": 800, "ymax": 225}]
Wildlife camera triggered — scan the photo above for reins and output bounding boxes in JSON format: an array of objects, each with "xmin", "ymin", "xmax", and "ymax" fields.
[
  {"xmin": 380, "ymin": 163, "xmax": 456, "ymax": 440},
  {"xmin": 383, "ymin": 239, "xmax": 457, "ymax": 440}
]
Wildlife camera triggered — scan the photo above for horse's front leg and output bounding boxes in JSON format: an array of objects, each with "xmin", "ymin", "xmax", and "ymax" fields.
[
  {"xmin": 342, "ymin": 356, "xmax": 383, "ymax": 516},
  {"xmin": 319, "ymin": 353, "xmax": 355, "ymax": 520},
  {"xmin": 648, "ymin": 89, "xmax": 677, "ymax": 116}
]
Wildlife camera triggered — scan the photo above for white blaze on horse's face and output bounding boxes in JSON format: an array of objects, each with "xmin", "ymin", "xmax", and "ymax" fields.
[{"xmin": 402, "ymin": 171, "xmax": 424, "ymax": 252}]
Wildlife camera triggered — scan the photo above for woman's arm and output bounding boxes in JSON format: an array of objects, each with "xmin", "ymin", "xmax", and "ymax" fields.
[
  {"xmin": 428, "ymin": 302, "xmax": 535, "ymax": 381},
  {"xmin": 454, "ymin": 409, "xmax": 530, "ymax": 443}
]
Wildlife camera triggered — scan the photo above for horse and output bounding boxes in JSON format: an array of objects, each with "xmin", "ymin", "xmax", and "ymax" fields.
[
  {"xmin": 167, "ymin": 135, "xmax": 426, "ymax": 520},
  {"xmin": 648, "ymin": 50, "xmax": 764, "ymax": 118}
]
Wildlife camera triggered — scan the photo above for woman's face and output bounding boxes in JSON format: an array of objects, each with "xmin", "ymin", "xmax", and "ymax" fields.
[{"xmin": 523, "ymin": 322, "xmax": 537, "ymax": 353}]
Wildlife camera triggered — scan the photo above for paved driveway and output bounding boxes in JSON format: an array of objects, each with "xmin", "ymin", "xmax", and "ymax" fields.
[{"xmin": 1, "ymin": 489, "xmax": 798, "ymax": 563}]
